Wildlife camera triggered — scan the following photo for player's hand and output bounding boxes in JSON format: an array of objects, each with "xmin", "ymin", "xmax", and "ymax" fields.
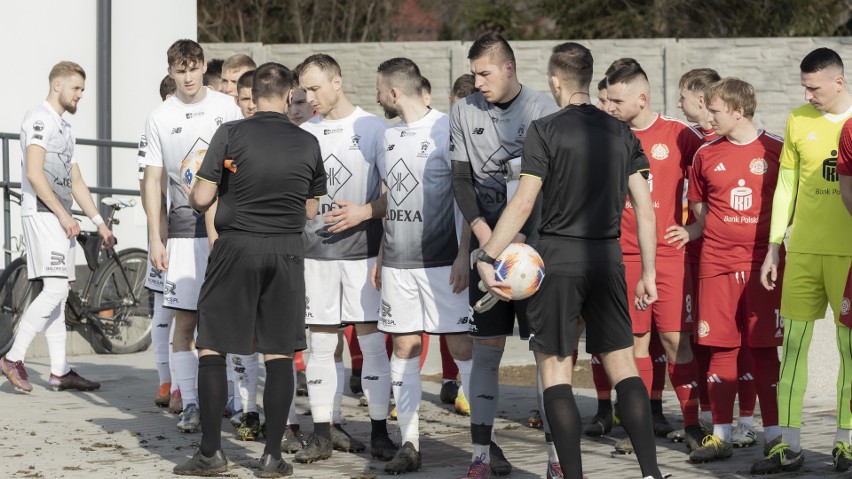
[
  {"xmin": 58, "ymin": 212, "xmax": 80, "ymax": 239},
  {"xmin": 370, "ymin": 260, "xmax": 382, "ymax": 290},
  {"xmin": 760, "ymin": 247, "xmax": 780, "ymax": 291},
  {"xmin": 323, "ymin": 200, "xmax": 371, "ymax": 234},
  {"xmin": 476, "ymin": 260, "xmax": 511, "ymax": 301},
  {"xmin": 634, "ymin": 275, "xmax": 658, "ymax": 311},
  {"xmin": 449, "ymin": 253, "xmax": 469, "ymax": 294},
  {"xmin": 149, "ymin": 239, "xmax": 169, "ymax": 271},
  {"xmin": 664, "ymin": 225, "xmax": 689, "ymax": 249},
  {"xmin": 97, "ymin": 224, "xmax": 116, "ymax": 249}
]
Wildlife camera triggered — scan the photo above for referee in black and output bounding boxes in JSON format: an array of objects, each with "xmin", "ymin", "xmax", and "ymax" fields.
[
  {"xmin": 174, "ymin": 62, "xmax": 327, "ymax": 477},
  {"xmin": 474, "ymin": 43, "xmax": 664, "ymax": 479}
]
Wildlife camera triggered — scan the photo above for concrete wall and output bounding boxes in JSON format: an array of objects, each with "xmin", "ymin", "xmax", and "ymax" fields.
[{"xmin": 204, "ymin": 37, "xmax": 852, "ymax": 135}]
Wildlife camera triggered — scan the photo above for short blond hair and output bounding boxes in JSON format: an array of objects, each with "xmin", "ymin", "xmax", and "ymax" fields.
[
  {"xmin": 49, "ymin": 61, "xmax": 86, "ymax": 82},
  {"xmin": 222, "ymin": 54, "xmax": 256, "ymax": 73},
  {"xmin": 706, "ymin": 77, "xmax": 756, "ymax": 119}
]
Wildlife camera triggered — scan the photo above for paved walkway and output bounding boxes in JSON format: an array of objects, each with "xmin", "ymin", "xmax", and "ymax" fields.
[{"xmin": 0, "ymin": 338, "xmax": 845, "ymax": 479}]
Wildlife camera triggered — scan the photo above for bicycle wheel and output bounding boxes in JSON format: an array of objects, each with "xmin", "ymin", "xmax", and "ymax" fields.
[
  {"xmin": 89, "ymin": 248, "xmax": 153, "ymax": 353},
  {"xmin": 0, "ymin": 258, "xmax": 39, "ymax": 356}
]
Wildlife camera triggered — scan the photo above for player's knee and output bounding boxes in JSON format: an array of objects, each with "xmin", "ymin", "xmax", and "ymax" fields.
[
  {"xmin": 392, "ymin": 334, "xmax": 422, "ymax": 359},
  {"xmin": 444, "ymin": 333, "xmax": 473, "ymax": 361}
]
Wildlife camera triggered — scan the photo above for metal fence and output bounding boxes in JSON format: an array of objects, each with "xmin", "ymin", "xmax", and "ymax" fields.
[{"xmin": 0, "ymin": 132, "xmax": 139, "ymax": 266}]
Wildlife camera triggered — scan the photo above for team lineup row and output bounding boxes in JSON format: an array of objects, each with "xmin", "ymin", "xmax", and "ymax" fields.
[{"xmin": 3, "ymin": 32, "xmax": 852, "ymax": 479}]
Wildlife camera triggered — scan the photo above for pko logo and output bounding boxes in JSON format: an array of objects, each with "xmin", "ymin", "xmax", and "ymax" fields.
[{"xmin": 823, "ymin": 151, "xmax": 838, "ymax": 182}]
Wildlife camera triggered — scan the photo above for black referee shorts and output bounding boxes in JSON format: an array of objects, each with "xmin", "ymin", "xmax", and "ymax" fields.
[
  {"xmin": 527, "ymin": 237, "xmax": 633, "ymax": 357},
  {"xmin": 468, "ymin": 263, "xmax": 531, "ymax": 340},
  {"xmin": 196, "ymin": 232, "xmax": 307, "ymax": 356}
]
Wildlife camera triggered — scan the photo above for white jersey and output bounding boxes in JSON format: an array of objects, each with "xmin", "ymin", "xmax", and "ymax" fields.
[
  {"xmin": 139, "ymin": 88, "xmax": 242, "ymax": 238},
  {"xmin": 380, "ymin": 109, "xmax": 461, "ymax": 269},
  {"xmin": 20, "ymin": 101, "xmax": 77, "ymax": 217},
  {"xmin": 300, "ymin": 107, "xmax": 385, "ymax": 260}
]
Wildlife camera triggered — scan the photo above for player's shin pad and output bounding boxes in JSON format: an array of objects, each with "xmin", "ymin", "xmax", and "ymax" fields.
[{"xmin": 474, "ymin": 281, "xmax": 500, "ymax": 313}]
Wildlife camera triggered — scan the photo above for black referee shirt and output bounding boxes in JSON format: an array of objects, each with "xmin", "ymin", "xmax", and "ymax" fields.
[
  {"xmin": 196, "ymin": 111, "xmax": 327, "ymax": 235},
  {"xmin": 521, "ymin": 104, "xmax": 649, "ymax": 241}
]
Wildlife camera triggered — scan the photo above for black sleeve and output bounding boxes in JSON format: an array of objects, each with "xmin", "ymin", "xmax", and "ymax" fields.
[
  {"xmin": 520, "ymin": 121, "xmax": 549, "ymax": 181},
  {"xmin": 196, "ymin": 124, "xmax": 229, "ymax": 185},
  {"xmin": 308, "ymin": 139, "xmax": 327, "ymax": 198},
  {"xmin": 520, "ymin": 191, "xmax": 541, "ymax": 237},
  {"xmin": 452, "ymin": 160, "xmax": 481, "ymax": 223},
  {"xmin": 629, "ymin": 131, "xmax": 650, "ymax": 180}
]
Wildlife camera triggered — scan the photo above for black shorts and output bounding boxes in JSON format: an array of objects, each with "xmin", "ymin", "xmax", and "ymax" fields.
[
  {"xmin": 527, "ymin": 237, "xmax": 632, "ymax": 357},
  {"xmin": 196, "ymin": 232, "xmax": 307, "ymax": 355},
  {"xmin": 468, "ymin": 264, "xmax": 531, "ymax": 339}
]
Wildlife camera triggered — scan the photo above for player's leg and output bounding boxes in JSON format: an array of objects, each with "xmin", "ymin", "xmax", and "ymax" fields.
[
  {"xmin": 733, "ymin": 346, "xmax": 757, "ymax": 446},
  {"xmin": 146, "ymin": 258, "xmax": 173, "ymax": 406},
  {"xmin": 233, "ymin": 353, "xmax": 261, "ymax": 440},
  {"xmin": 827, "ymin": 256, "xmax": 852, "ymax": 471},
  {"xmin": 649, "ymin": 329, "xmax": 674, "ymax": 436},
  {"xmin": 344, "ymin": 325, "xmax": 363, "ymax": 394},
  {"xmin": 333, "ymin": 330, "xmax": 346, "ymax": 428},
  {"xmin": 439, "ymin": 334, "xmax": 461, "ymax": 405}
]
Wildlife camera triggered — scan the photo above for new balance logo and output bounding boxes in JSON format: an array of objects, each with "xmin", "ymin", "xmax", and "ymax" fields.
[
  {"xmin": 472, "ymin": 128, "xmax": 484, "ymax": 135},
  {"xmin": 714, "ymin": 163, "xmax": 726, "ymax": 172},
  {"xmin": 707, "ymin": 374, "xmax": 722, "ymax": 383},
  {"xmin": 806, "ymin": 132, "xmax": 817, "ymax": 141},
  {"xmin": 156, "ymin": 323, "xmax": 169, "ymax": 328},
  {"xmin": 392, "ymin": 381, "xmax": 403, "ymax": 386},
  {"xmin": 738, "ymin": 373, "xmax": 754, "ymax": 381},
  {"xmin": 307, "ymin": 379, "xmax": 322, "ymax": 385},
  {"xmin": 476, "ymin": 394, "xmax": 494, "ymax": 400},
  {"xmin": 363, "ymin": 376, "xmax": 379, "ymax": 381}
]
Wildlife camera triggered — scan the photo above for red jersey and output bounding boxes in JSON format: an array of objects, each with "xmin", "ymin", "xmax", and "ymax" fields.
[
  {"xmin": 621, "ymin": 114, "xmax": 704, "ymax": 262},
  {"xmin": 699, "ymin": 126, "xmax": 718, "ymax": 143},
  {"xmin": 839, "ymin": 117, "xmax": 852, "ymax": 176},
  {"xmin": 685, "ymin": 125, "xmax": 717, "ymax": 263},
  {"xmin": 687, "ymin": 130, "xmax": 783, "ymax": 278}
]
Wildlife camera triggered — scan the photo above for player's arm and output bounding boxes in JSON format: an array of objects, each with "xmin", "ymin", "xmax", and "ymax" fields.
[
  {"xmin": 189, "ymin": 179, "xmax": 217, "ymax": 213},
  {"xmin": 760, "ymin": 165, "xmax": 798, "ymax": 291},
  {"xmin": 204, "ymin": 200, "xmax": 219, "ymax": 249},
  {"xmin": 143, "ymin": 165, "xmax": 168, "ymax": 270},
  {"xmin": 25, "ymin": 145, "xmax": 79, "ymax": 238},
  {"xmin": 841, "ymin": 175, "xmax": 852, "ymax": 216},
  {"xmin": 70, "ymin": 163, "xmax": 116, "ymax": 248},
  {"xmin": 450, "ymin": 102, "xmax": 491, "ymax": 245},
  {"xmin": 664, "ymin": 201, "xmax": 706, "ymax": 248},
  {"xmin": 476, "ymin": 175, "xmax": 541, "ymax": 301},
  {"xmin": 322, "ymin": 191, "xmax": 387, "ymax": 234},
  {"xmin": 449, "ymin": 220, "xmax": 471, "ymax": 294},
  {"xmin": 628, "ymin": 171, "xmax": 658, "ymax": 310}
]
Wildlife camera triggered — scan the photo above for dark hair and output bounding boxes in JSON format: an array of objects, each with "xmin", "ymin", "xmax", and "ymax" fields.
[
  {"xmin": 548, "ymin": 42, "xmax": 593, "ymax": 86},
  {"xmin": 605, "ymin": 58, "xmax": 639, "ymax": 77},
  {"xmin": 377, "ymin": 57, "xmax": 423, "ymax": 96},
  {"xmin": 606, "ymin": 61, "xmax": 648, "ymax": 87},
  {"xmin": 679, "ymin": 68, "xmax": 721, "ymax": 92},
  {"xmin": 203, "ymin": 59, "xmax": 223, "ymax": 85},
  {"xmin": 167, "ymin": 39, "xmax": 204, "ymax": 69},
  {"xmin": 800, "ymin": 47, "xmax": 844, "ymax": 74},
  {"xmin": 237, "ymin": 70, "xmax": 255, "ymax": 92},
  {"xmin": 252, "ymin": 63, "xmax": 295, "ymax": 100},
  {"xmin": 299, "ymin": 53, "xmax": 342, "ymax": 78},
  {"xmin": 467, "ymin": 32, "xmax": 515, "ymax": 65},
  {"xmin": 159, "ymin": 74, "xmax": 176, "ymax": 101},
  {"xmin": 597, "ymin": 78, "xmax": 607, "ymax": 91},
  {"xmin": 452, "ymin": 74, "xmax": 477, "ymax": 98},
  {"xmin": 421, "ymin": 76, "xmax": 432, "ymax": 94}
]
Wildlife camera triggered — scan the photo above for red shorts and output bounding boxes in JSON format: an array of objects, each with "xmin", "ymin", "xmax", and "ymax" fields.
[
  {"xmin": 840, "ymin": 264, "xmax": 852, "ymax": 328},
  {"xmin": 685, "ymin": 261, "xmax": 698, "ymax": 326},
  {"xmin": 626, "ymin": 260, "xmax": 691, "ymax": 334},
  {"xmin": 696, "ymin": 270, "xmax": 783, "ymax": 348}
]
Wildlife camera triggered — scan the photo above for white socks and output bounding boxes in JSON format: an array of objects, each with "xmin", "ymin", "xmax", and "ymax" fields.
[
  {"xmin": 454, "ymin": 358, "xmax": 472, "ymax": 403},
  {"xmin": 782, "ymin": 426, "xmax": 801, "ymax": 452},
  {"xmin": 713, "ymin": 423, "xmax": 732, "ymax": 442},
  {"xmin": 173, "ymin": 350, "xmax": 199, "ymax": 406},
  {"xmin": 234, "ymin": 353, "xmax": 259, "ymax": 413},
  {"xmin": 333, "ymin": 361, "xmax": 344, "ymax": 424},
  {"xmin": 306, "ymin": 332, "xmax": 338, "ymax": 425},
  {"xmin": 359, "ymin": 332, "xmax": 391, "ymax": 421},
  {"xmin": 738, "ymin": 415, "xmax": 754, "ymax": 428},
  {"xmin": 391, "ymin": 354, "xmax": 422, "ymax": 450},
  {"xmin": 44, "ymin": 298, "xmax": 69, "ymax": 376},
  {"xmin": 7, "ymin": 277, "xmax": 68, "ymax": 370},
  {"xmin": 150, "ymin": 294, "xmax": 172, "ymax": 385},
  {"xmin": 835, "ymin": 428, "xmax": 852, "ymax": 445}
]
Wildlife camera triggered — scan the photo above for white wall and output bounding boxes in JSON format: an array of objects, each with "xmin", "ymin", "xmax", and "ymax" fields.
[{"xmin": 0, "ymin": 1, "xmax": 197, "ymax": 262}]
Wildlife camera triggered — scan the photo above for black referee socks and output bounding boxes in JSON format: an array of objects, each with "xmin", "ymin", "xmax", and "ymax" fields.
[
  {"xmin": 198, "ymin": 354, "xmax": 227, "ymax": 458},
  {"xmin": 542, "ymin": 384, "xmax": 583, "ymax": 479},
  {"xmin": 263, "ymin": 357, "xmax": 295, "ymax": 460},
  {"xmin": 614, "ymin": 377, "xmax": 663, "ymax": 479}
]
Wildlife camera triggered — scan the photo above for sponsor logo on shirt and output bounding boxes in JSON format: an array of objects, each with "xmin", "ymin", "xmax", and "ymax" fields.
[
  {"xmin": 823, "ymin": 152, "xmax": 839, "ymax": 182},
  {"xmin": 517, "ymin": 125, "xmax": 525, "ymax": 138},
  {"xmin": 472, "ymin": 128, "xmax": 484, "ymax": 135},
  {"xmin": 749, "ymin": 158, "xmax": 768, "ymax": 175},
  {"xmin": 651, "ymin": 143, "xmax": 669, "ymax": 160},
  {"xmin": 730, "ymin": 179, "xmax": 753, "ymax": 211},
  {"xmin": 138, "ymin": 134, "xmax": 148, "ymax": 148},
  {"xmin": 350, "ymin": 134, "xmax": 361, "ymax": 150},
  {"xmin": 171, "ymin": 127, "xmax": 182, "ymax": 135},
  {"xmin": 714, "ymin": 163, "xmax": 726, "ymax": 172},
  {"xmin": 417, "ymin": 141, "xmax": 430, "ymax": 158},
  {"xmin": 323, "ymin": 128, "xmax": 343, "ymax": 135},
  {"xmin": 185, "ymin": 112, "xmax": 205, "ymax": 119},
  {"xmin": 400, "ymin": 130, "xmax": 417, "ymax": 137},
  {"xmin": 215, "ymin": 117, "xmax": 223, "ymax": 126},
  {"xmin": 33, "ymin": 120, "xmax": 44, "ymax": 132},
  {"xmin": 323, "ymin": 154, "xmax": 353, "ymax": 199},
  {"xmin": 387, "ymin": 159, "xmax": 419, "ymax": 206},
  {"xmin": 387, "ymin": 144, "xmax": 395, "ymax": 151}
]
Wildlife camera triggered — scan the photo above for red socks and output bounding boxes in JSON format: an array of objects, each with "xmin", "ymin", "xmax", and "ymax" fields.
[
  {"xmin": 440, "ymin": 335, "xmax": 459, "ymax": 381},
  {"xmin": 591, "ymin": 354, "xmax": 612, "ymax": 400},
  {"xmin": 344, "ymin": 326, "xmax": 364, "ymax": 370},
  {"xmin": 750, "ymin": 346, "xmax": 780, "ymax": 427},
  {"xmin": 636, "ymin": 356, "xmax": 654, "ymax": 395},
  {"xmin": 707, "ymin": 347, "xmax": 739, "ymax": 425},
  {"xmin": 736, "ymin": 346, "xmax": 757, "ymax": 417},
  {"xmin": 668, "ymin": 360, "xmax": 699, "ymax": 427},
  {"xmin": 649, "ymin": 333, "xmax": 667, "ymax": 401},
  {"xmin": 692, "ymin": 341, "xmax": 711, "ymax": 413}
]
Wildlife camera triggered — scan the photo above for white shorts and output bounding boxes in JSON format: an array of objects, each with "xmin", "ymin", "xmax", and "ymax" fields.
[
  {"xmin": 304, "ymin": 258, "xmax": 380, "ymax": 326},
  {"xmin": 145, "ymin": 255, "xmax": 165, "ymax": 292},
  {"xmin": 162, "ymin": 237, "xmax": 208, "ymax": 311},
  {"xmin": 23, "ymin": 212, "xmax": 76, "ymax": 281},
  {"xmin": 378, "ymin": 266, "xmax": 470, "ymax": 334}
]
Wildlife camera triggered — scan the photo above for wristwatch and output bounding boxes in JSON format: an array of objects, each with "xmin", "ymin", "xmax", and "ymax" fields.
[{"xmin": 472, "ymin": 248, "xmax": 497, "ymax": 265}]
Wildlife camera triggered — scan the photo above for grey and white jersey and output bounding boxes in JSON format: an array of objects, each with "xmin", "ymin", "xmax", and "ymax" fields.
[
  {"xmin": 450, "ymin": 86, "xmax": 559, "ymax": 227},
  {"xmin": 380, "ymin": 109, "xmax": 460, "ymax": 269},
  {"xmin": 20, "ymin": 101, "xmax": 77, "ymax": 216},
  {"xmin": 139, "ymin": 88, "xmax": 243, "ymax": 238},
  {"xmin": 300, "ymin": 107, "xmax": 385, "ymax": 260}
]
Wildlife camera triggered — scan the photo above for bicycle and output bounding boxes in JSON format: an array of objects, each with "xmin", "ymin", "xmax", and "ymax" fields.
[{"xmin": 0, "ymin": 193, "xmax": 153, "ymax": 355}]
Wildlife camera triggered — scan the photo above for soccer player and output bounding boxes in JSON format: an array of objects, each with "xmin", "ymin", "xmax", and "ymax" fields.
[
  {"xmin": 451, "ymin": 32, "xmax": 560, "ymax": 478},
  {"xmin": 595, "ymin": 77, "xmax": 609, "ymax": 111},
  {"xmin": 221, "ymin": 54, "xmax": 257, "ymax": 97},
  {"xmin": 667, "ymin": 77, "xmax": 783, "ymax": 462},
  {"xmin": 451, "ymin": 73, "xmax": 476, "ymax": 106},
  {"xmin": 477, "ymin": 41, "xmax": 664, "ymax": 479},
  {"xmin": 141, "ymin": 39, "xmax": 242, "ymax": 433},
  {"xmin": 840, "ymin": 119, "xmax": 852, "ymax": 329},
  {"xmin": 173, "ymin": 62, "xmax": 326, "ymax": 477},
  {"xmin": 0, "ymin": 61, "xmax": 113, "ymax": 393},
  {"xmin": 421, "ymin": 76, "xmax": 432, "ymax": 106},
  {"xmin": 754, "ymin": 47, "xmax": 852, "ymax": 474},
  {"xmin": 678, "ymin": 69, "xmax": 721, "ymax": 143},
  {"xmin": 294, "ymin": 53, "xmax": 396, "ymax": 464},
  {"xmin": 235, "ymin": 70, "xmax": 256, "ymax": 118},
  {"xmin": 160, "ymin": 74, "xmax": 177, "ymax": 101},
  {"xmin": 606, "ymin": 60, "xmax": 705, "ymax": 452},
  {"xmin": 204, "ymin": 58, "xmax": 224, "ymax": 92},
  {"xmin": 288, "ymin": 75, "xmax": 315, "ymax": 126},
  {"xmin": 372, "ymin": 56, "xmax": 473, "ymax": 474}
]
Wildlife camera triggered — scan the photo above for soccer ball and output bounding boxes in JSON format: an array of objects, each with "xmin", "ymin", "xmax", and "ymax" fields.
[
  {"xmin": 492, "ymin": 243, "xmax": 545, "ymax": 300},
  {"xmin": 180, "ymin": 149, "xmax": 207, "ymax": 193}
]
